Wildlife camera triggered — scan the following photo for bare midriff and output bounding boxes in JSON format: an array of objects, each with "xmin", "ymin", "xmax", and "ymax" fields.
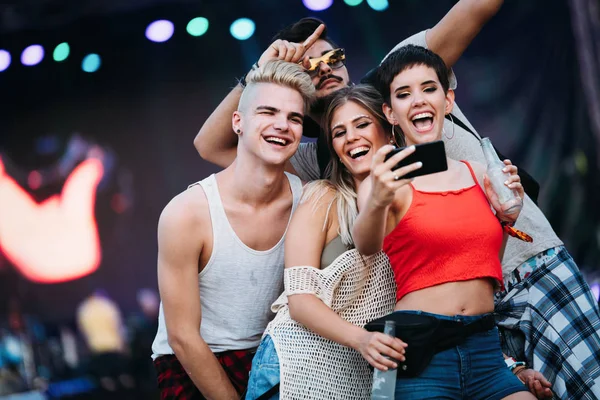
[{"xmin": 394, "ymin": 278, "xmax": 496, "ymax": 316}]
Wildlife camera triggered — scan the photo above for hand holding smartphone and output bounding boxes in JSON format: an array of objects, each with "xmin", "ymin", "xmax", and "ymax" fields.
[{"xmin": 384, "ymin": 140, "xmax": 448, "ymax": 180}]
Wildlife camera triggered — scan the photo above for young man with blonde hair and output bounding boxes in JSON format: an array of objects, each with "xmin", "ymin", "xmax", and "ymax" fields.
[{"xmin": 151, "ymin": 60, "xmax": 314, "ymax": 399}]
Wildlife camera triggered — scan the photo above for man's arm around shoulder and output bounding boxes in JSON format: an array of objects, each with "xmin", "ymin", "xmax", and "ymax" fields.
[{"xmin": 157, "ymin": 190, "xmax": 239, "ymax": 399}]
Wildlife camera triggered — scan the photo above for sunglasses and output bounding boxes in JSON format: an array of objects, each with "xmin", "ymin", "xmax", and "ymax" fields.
[{"xmin": 304, "ymin": 48, "xmax": 346, "ymax": 77}]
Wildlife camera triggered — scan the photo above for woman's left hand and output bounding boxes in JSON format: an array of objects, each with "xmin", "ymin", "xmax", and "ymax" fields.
[
  {"xmin": 484, "ymin": 159, "xmax": 524, "ymax": 223},
  {"xmin": 515, "ymin": 368, "xmax": 553, "ymax": 399}
]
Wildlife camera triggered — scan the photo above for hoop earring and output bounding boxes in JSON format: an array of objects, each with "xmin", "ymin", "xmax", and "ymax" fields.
[
  {"xmin": 444, "ymin": 114, "xmax": 455, "ymax": 140},
  {"xmin": 390, "ymin": 125, "xmax": 398, "ymax": 146}
]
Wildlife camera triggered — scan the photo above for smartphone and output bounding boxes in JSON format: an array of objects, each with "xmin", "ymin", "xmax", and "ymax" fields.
[{"xmin": 384, "ymin": 140, "xmax": 448, "ymax": 179}]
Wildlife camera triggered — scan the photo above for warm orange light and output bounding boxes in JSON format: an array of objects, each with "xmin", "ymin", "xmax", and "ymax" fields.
[{"xmin": 0, "ymin": 157, "xmax": 104, "ymax": 283}]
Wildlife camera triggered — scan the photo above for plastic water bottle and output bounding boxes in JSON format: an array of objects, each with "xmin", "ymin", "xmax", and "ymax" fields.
[
  {"xmin": 371, "ymin": 320, "xmax": 397, "ymax": 400},
  {"xmin": 480, "ymin": 137, "xmax": 523, "ymax": 215}
]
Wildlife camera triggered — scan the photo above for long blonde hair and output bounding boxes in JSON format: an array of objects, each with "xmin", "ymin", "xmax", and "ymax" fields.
[{"xmin": 310, "ymin": 85, "xmax": 403, "ymax": 247}]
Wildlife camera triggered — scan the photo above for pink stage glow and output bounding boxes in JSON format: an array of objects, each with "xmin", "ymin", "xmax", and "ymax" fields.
[{"xmin": 0, "ymin": 157, "xmax": 104, "ymax": 283}]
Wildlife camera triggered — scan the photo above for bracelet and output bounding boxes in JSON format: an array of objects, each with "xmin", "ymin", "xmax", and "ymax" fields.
[
  {"xmin": 238, "ymin": 62, "xmax": 259, "ymax": 88},
  {"xmin": 510, "ymin": 362, "xmax": 527, "ymax": 374},
  {"xmin": 513, "ymin": 366, "xmax": 527, "ymax": 376}
]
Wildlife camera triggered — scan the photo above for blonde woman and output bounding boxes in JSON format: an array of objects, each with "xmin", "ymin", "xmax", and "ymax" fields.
[{"xmin": 245, "ymin": 85, "xmax": 407, "ymax": 400}]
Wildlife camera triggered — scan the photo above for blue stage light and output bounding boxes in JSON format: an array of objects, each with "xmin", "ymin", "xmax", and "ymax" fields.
[{"xmin": 230, "ymin": 18, "xmax": 255, "ymax": 41}]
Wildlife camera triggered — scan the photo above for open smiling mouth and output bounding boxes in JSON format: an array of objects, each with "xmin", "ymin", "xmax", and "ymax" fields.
[
  {"xmin": 263, "ymin": 136, "xmax": 289, "ymax": 146},
  {"xmin": 411, "ymin": 112, "xmax": 434, "ymax": 132},
  {"xmin": 348, "ymin": 146, "xmax": 370, "ymax": 159}
]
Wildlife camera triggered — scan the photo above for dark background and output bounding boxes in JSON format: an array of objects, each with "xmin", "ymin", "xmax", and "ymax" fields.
[{"xmin": 0, "ymin": 0, "xmax": 599, "ymax": 321}]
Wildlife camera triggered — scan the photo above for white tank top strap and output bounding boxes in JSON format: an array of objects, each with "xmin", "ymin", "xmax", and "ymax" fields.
[
  {"xmin": 197, "ymin": 174, "xmax": 230, "ymax": 239},
  {"xmin": 284, "ymin": 171, "xmax": 303, "ymax": 212}
]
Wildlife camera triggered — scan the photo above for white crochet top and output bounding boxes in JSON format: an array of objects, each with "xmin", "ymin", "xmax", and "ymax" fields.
[{"xmin": 265, "ymin": 250, "xmax": 396, "ymax": 399}]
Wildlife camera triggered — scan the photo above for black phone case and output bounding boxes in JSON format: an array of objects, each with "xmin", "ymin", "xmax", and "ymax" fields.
[{"xmin": 384, "ymin": 140, "xmax": 448, "ymax": 179}]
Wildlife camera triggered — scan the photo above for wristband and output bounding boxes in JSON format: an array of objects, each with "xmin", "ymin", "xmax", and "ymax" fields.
[
  {"xmin": 505, "ymin": 357, "xmax": 527, "ymax": 372},
  {"xmin": 504, "ymin": 357, "xmax": 517, "ymax": 368}
]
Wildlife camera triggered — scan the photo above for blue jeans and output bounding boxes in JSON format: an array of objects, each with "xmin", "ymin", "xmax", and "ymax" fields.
[
  {"xmin": 394, "ymin": 311, "xmax": 528, "ymax": 400},
  {"xmin": 245, "ymin": 335, "xmax": 280, "ymax": 400}
]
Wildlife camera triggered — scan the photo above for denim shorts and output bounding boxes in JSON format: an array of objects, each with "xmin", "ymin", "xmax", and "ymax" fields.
[
  {"xmin": 245, "ymin": 335, "xmax": 280, "ymax": 400},
  {"xmin": 394, "ymin": 311, "xmax": 529, "ymax": 400}
]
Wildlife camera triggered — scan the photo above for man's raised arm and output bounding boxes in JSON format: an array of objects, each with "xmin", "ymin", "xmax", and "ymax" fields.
[
  {"xmin": 194, "ymin": 85, "xmax": 243, "ymax": 168},
  {"xmin": 426, "ymin": 0, "xmax": 504, "ymax": 68},
  {"xmin": 193, "ymin": 24, "xmax": 325, "ymax": 168},
  {"xmin": 157, "ymin": 193, "xmax": 238, "ymax": 399}
]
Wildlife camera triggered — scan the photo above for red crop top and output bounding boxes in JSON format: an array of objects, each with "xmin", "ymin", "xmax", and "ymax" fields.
[{"xmin": 383, "ymin": 161, "xmax": 503, "ymax": 301}]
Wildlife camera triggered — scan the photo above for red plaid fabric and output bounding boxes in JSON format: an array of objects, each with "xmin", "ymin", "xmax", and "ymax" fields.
[{"xmin": 154, "ymin": 350, "xmax": 254, "ymax": 399}]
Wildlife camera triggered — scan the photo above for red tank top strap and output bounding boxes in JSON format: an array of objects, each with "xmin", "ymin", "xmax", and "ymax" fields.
[
  {"xmin": 460, "ymin": 160, "xmax": 479, "ymax": 185},
  {"xmin": 408, "ymin": 181, "xmax": 422, "ymax": 198}
]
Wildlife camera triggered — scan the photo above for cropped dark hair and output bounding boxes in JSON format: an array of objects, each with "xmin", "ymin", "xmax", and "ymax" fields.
[
  {"xmin": 273, "ymin": 17, "xmax": 338, "ymax": 49},
  {"xmin": 376, "ymin": 45, "xmax": 450, "ymax": 104}
]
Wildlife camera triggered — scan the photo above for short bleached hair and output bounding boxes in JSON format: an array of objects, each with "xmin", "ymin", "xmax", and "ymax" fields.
[{"xmin": 239, "ymin": 60, "xmax": 315, "ymax": 113}]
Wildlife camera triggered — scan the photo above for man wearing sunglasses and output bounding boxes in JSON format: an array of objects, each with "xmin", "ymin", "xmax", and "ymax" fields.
[{"xmin": 304, "ymin": 47, "xmax": 346, "ymax": 95}]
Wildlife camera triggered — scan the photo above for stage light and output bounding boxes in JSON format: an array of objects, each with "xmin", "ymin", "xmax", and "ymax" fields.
[
  {"xmin": 230, "ymin": 18, "xmax": 255, "ymax": 41},
  {"xmin": 145, "ymin": 20, "xmax": 175, "ymax": 43},
  {"xmin": 303, "ymin": 0, "xmax": 333, "ymax": 11},
  {"xmin": 21, "ymin": 45, "xmax": 44, "ymax": 66},
  {"xmin": 367, "ymin": 0, "xmax": 388, "ymax": 11},
  {"xmin": 82, "ymin": 54, "xmax": 101, "ymax": 73},
  {"xmin": 344, "ymin": 0, "xmax": 363, "ymax": 5},
  {"xmin": 0, "ymin": 50, "xmax": 10, "ymax": 72},
  {"xmin": 187, "ymin": 17, "xmax": 209, "ymax": 37},
  {"xmin": 53, "ymin": 42, "xmax": 70, "ymax": 62}
]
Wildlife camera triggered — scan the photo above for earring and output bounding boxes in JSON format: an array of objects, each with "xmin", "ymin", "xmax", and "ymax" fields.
[
  {"xmin": 444, "ymin": 114, "xmax": 455, "ymax": 140},
  {"xmin": 390, "ymin": 125, "xmax": 397, "ymax": 146},
  {"xmin": 236, "ymin": 129, "xmax": 241, "ymax": 134}
]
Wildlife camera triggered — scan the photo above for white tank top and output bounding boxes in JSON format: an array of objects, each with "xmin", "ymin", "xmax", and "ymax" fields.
[{"xmin": 152, "ymin": 172, "xmax": 302, "ymax": 356}]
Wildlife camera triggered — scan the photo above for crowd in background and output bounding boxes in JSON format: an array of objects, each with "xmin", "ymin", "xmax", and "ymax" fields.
[{"xmin": 0, "ymin": 289, "xmax": 160, "ymax": 399}]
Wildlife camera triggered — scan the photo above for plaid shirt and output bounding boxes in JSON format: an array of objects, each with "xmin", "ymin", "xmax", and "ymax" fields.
[
  {"xmin": 495, "ymin": 246, "xmax": 600, "ymax": 399},
  {"xmin": 154, "ymin": 350, "xmax": 254, "ymax": 399}
]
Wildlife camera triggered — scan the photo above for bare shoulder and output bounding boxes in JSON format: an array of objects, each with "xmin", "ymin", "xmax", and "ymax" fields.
[
  {"xmin": 286, "ymin": 180, "xmax": 339, "ymax": 266},
  {"xmin": 466, "ymin": 160, "xmax": 486, "ymax": 180},
  {"xmin": 158, "ymin": 184, "xmax": 210, "ymax": 241},
  {"xmin": 453, "ymin": 159, "xmax": 485, "ymax": 188},
  {"xmin": 448, "ymin": 159, "xmax": 485, "ymax": 179},
  {"xmin": 295, "ymin": 180, "xmax": 338, "ymax": 224},
  {"xmin": 301, "ymin": 180, "xmax": 337, "ymax": 207}
]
